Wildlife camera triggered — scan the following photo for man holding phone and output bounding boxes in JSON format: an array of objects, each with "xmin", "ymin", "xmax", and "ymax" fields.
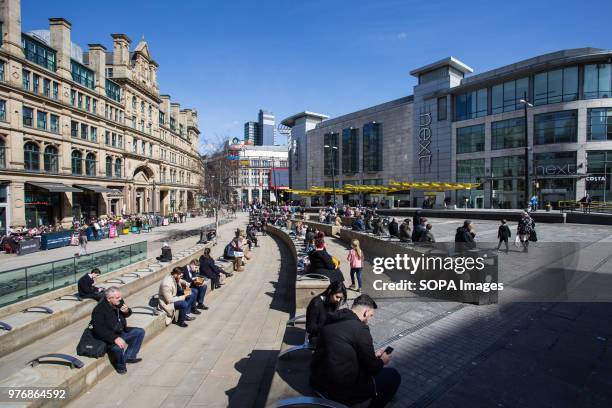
[
  {"xmin": 91, "ymin": 286, "xmax": 145, "ymax": 374},
  {"xmin": 310, "ymin": 294, "xmax": 401, "ymax": 407}
]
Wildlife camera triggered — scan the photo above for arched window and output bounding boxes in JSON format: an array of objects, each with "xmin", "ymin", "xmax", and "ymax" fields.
[
  {"xmin": 0, "ymin": 138, "xmax": 6, "ymax": 169},
  {"xmin": 85, "ymin": 153, "xmax": 96, "ymax": 176},
  {"xmin": 71, "ymin": 150, "xmax": 82, "ymax": 175},
  {"xmin": 105, "ymin": 156, "xmax": 113, "ymax": 177},
  {"xmin": 24, "ymin": 142, "xmax": 40, "ymax": 171},
  {"xmin": 114, "ymin": 158, "xmax": 122, "ymax": 178},
  {"xmin": 44, "ymin": 145, "xmax": 58, "ymax": 173}
]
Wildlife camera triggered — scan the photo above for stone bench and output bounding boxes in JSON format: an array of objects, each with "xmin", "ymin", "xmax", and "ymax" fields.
[{"xmin": 300, "ymin": 220, "xmax": 341, "ymax": 237}]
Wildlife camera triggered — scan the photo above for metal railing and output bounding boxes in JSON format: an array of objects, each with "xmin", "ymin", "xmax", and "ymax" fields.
[
  {"xmin": 558, "ymin": 200, "xmax": 612, "ymax": 214},
  {"xmin": 0, "ymin": 241, "xmax": 147, "ymax": 309}
]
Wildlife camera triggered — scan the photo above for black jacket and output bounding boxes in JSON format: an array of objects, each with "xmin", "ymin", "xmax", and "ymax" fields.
[
  {"xmin": 310, "ymin": 309, "xmax": 383, "ymax": 404},
  {"xmin": 199, "ymin": 256, "xmax": 222, "ymax": 279},
  {"xmin": 455, "ymin": 227, "xmax": 476, "ymax": 250},
  {"xmin": 305, "ymin": 295, "xmax": 336, "ymax": 343},
  {"xmin": 388, "ymin": 220, "xmax": 399, "ymax": 237},
  {"xmin": 308, "ymin": 249, "xmax": 336, "ymax": 271},
  {"xmin": 182, "ymin": 265, "xmax": 197, "ymax": 286},
  {"xmin": 78, "ymin": 273, "xmax": 99, "ymax": 296},
  {"xmin": 91, "ymin": 298, "xmax": 132, "ymax": 344},
  {"xmin": 498, "ymin": 225, "xmax": 511, "ymax": 240}
]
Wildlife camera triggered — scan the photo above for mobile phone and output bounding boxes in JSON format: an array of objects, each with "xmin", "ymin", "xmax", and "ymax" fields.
[{"xmin": 384, "ymin": 346, "xmax": 394, "ymax": 355}]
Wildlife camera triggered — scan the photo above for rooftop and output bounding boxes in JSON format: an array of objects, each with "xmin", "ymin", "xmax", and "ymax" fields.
[
  {"xmin": 280, "ymin": 111, "xmax": 330, "ymax": 128},
  {"xmin": 410, "ymin": 56, "xmax": 473, "ymax": 77}
]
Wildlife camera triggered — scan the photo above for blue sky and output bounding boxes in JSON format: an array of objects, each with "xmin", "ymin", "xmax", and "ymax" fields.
[{"xmin": 24, "ymin": 0, "xmax": 612, "ymax": 152}]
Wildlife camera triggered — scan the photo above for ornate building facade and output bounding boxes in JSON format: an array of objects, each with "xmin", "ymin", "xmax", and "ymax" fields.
[{"xmin": 0, "ymin": 0, "xmax": 203, "ymax": 232}]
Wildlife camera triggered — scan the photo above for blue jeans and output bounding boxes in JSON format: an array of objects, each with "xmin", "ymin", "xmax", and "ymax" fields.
[
  {"xmin": 174, "ymin": 294, "xmax": 195, "ymax": 324},
  {"xmin": 109, "ymin": 327, "xmax": 145, "ymax": 370},
  {"xmin": 191, "ymin": 284, "xmax": 207, "ymax": 308},
  {"xmin": 350, "ymin": 268, "xmax": 363, "ymax": 288}
]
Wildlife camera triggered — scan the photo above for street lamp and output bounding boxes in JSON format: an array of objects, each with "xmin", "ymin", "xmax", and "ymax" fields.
[
  {"xmin": 519, "ymin": 92, "xmax": 533, "ymax": 209},
  {"xmin": 324, "ymin": 144, "xmax": 339, "ymax": 207}
]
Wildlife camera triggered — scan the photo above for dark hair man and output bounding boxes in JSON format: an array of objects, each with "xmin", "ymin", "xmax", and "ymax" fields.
[
  {"xmin": 310, "ymin": 294, "xmax": 401, "ymax": 407},
  {"xmin": 78, "ymin": 267, "xmax": 104, "ymax": 301}
]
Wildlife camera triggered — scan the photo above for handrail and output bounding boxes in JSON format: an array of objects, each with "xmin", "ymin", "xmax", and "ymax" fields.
[{"xmin": 27, "ymin": 353, "xmax": 84, "ymax": 369}]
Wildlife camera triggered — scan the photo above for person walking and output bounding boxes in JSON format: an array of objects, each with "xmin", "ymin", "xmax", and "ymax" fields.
[
  {"xmin": 347, "ymin": 239, "xmax": 363, "ymax": 292},
  {"xmin": 496, "ymin": 219, "xmax": 511, "ymax": 253},
  {"xmin": 78, "ymin": 227, "xmax": 88, "ymax": 256},
  {"xmin": 517, "ymin": 211, "xmax": 535, "ymax": 252},
  {"xmin": 530, "ymin": 195, "xmax": 538, "ymax": 212}
]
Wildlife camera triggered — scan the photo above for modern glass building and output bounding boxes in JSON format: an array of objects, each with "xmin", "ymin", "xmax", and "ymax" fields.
[{"xmin": 286, "ymin": 48, "xmax": 612, "ymax": 208}]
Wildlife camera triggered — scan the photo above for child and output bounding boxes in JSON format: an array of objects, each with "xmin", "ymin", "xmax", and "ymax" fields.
[
  {"xmin": 347, "ymin": 239, "xmax": 363, "ymax": 292},
  {"xmin": 497, "ymin": 219, "xmax": 511, "ymax": 253}
]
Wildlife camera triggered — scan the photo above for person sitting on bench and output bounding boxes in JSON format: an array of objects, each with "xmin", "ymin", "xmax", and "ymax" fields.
[
  {"xmin": 78, "ymin": 267, "xmax": 104, "ymax": 301},
  {"xmin": 156, "ymin": 242, "xmax": 173, "ymax": 262},
  {"xmin": 307, "ymin": 237, "xmax": 344, "ymax": 283},
  {"xmin": 311, "ymin": 295, "xmax": 401, "ymax": 407},
  {"xmin": 306, "ymin": 281, "xmax": 346, "ymax": 346},
  {"xmin": 199, "ymin": 247, "xmax": 231, "ymax": 290},
  {"xmin": 158, "ymin": 267, "xmax": 196, "ymax": 328}
]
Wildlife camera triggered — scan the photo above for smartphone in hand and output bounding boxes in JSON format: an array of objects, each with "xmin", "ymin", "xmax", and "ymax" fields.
[{"xmin": 384, "ymin": 346, "xmax": 394, "ymax": 355}]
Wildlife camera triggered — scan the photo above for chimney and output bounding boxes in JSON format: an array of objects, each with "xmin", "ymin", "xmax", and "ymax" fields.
[
  {"xmin": 0, "ymin": 0, "xmax": 23, "ymax": 56},
  {"xmin": 87, "ymin": 44, "xmax": 106, "ymax": 95},
  {"xmin": 160, "ymin": 95, "xmax": 171, "ymax": 125},
  {"xmin": 49, "ymin": 18, "xmax": 72, "ymax": 80},
  {"xmin": 111, "ymin": 34, "xmax": 131, "ymax": 66},
  {"xmin": 170, "ymin": 102, "xmax": 180, "ymax": 127}
]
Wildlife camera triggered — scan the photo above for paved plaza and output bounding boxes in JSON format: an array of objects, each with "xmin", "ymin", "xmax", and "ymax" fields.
[{"xmin": 1, "ymin": 214, "xmax": 610, "ymax": 407}]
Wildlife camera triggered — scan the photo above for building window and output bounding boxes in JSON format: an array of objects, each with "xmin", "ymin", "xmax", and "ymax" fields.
[
  {"xmin": 43, "ymin": 78, "xmax": 50, "ymax": 97},
  {"xmin": 70, "ymin": 90, "xmax": 76, "ymax": 106},
  {"xmin": 132, "ymin": 96, "xmax": 136, "ymax": 110},
  {"xmin": 22, "ymin": 69, "xmax": 30, "ymax": 90},
  {"xmin": 454, "ymin": 88, "xmax": 487, "ymax": 121},
  {"xmin": 22, "ymin": 34, "xmax": 57, "ymax": 71},
  {"xmin": 118, "ymin": 135, "xmax": 123, "ymax": 149},
  {"xmin": 37, "ymin": 111, "xmax": 47, "ymax": 130},
  {"xmin": 584, "ymin": 63, "xmax": 612, "ymax": 100},
  {"xmin": 105, "ymin": 156, "xmax": 113, "ymax": 177},
  {"xmin": 71, "ymin": 60, "xmax": 95, "ymax": 89},
  {"xmin": 90, "ymin": 126, "xmax": 97, "ymax": 143},
  {"xmin": 24, "ymin": 142, "xmax": 40, "ymax": 171},
  {"xmin": 363, "ymin": 123, "xmax": 383, "ymax": 172},
  {"xmin": 159, "ymin": 111, "xmax": 165, "ymax": 125},
  {"xmin": 105, "ymin": 67, "xmax": 113, "ymax": 78},
  {"xmin": 44, "ymin": 145, "xmax": 58, "ymax": 173},
  {"xmin": 32, "ymin": 74, "xmax": 40, "ymax": 93},
  {"xmin": 132, "ymin": 138, "xmax": 138, "ymax": 153},
  {"xmin": 587, "ymin": 108, "xmax": 612, "ymax": 141},
  {"xmin": 23, "ymin": 106, "xmax": 34, "ymax": 127},
  {"xmin": 456, "ymin": 124, "xmax": 485, "ymax": 154},
  {"xmin": 80, "ymin": 123, "xmax": 88, "ymax": 140},
  {"xmin": 105, "ymin": 131, "xmax": 110, "ymax": 145},
  {"xmin": 140, "ymin": 101, "xmax": 144, "ymax": 114},
  {"xmin": 52, "ymin": 82, "xmax": 58, "ymax": 99},
  {"xmin": 0, "ymin": 60, "xmax": 5, "ymax": 81},
  {"xmin": 456, "ymin": 158, "xmax": 485, "ymax": 184},
  {"xmin": 437, "ymin": 97, "xmax": 447, "ymax": 121},
  {"xmin": 85, "ymin": 153, "xmax": 96, "ymax": 176},
  {"xmin": 72, "ymin": 151, "xmax": 83, "ymax": 175},
  {"xmin": 534, "ymin": 110, "xmax": 577, "ymax": 145},
  {"xmin": 323, "ymin": 132, "xmax": 339, "ymax": 176},
  {"xmin": 92, "ymin": 99, "xmax": 97, "ymax": 114},
  {"xmin": 491, "ymin": 118, "xmax": 525, "ymax": 150},
  {"xmin": 491, "ymin": 155, "xmax": 525, "ymax": 178},
  {"xmin": 491, "ymin": 77, "xmax": 529, "ymax": 114},
  {"xmin": 50, "ymin": 115, "xmax": 59, "ymax": 133},
  {"xmin": 0, "ymin": 100, "xmax": 6, "ymax": 122},
  {"xmin": 342, "ymin": 128, "xmax": 358, "ymax": 174},
  {"xmin": 533, "ymin": 67, "xmax": 578, "ymax": 106},
  {"xmin": 85, "ymin": 96, "xmax": 91, "ymax": 112},
  {"xmin": 105, "ymin": 79, "xmax": 121, "ymax": 102},
  {"xmin": 586, "ymin": 150, "xmax": 612, "ymax": 201},
  {"xmin": 115, "ymin": 158, "xmax": 122, "ymax": 177},
  {"xmin": 71, "ymin": 120, "xmax": 78, "ymax": 137},
  {"xmin": 0, "ymin": 139, "xmax": 5, "ymax": 169},
  {"xmin": 148, "ymin": 143, "xmax": 152, "ymax": 156},
  {"xmin": 534, "ymin": 151, "xmax": 577, "ymax": 177}
]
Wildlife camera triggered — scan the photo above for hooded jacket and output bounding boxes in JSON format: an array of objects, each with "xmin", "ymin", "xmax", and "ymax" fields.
[{"xmin": 310, "ymin": 308, "xmax": 383, "ymax": 405}]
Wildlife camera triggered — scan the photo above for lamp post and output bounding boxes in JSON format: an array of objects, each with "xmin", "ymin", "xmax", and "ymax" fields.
[
  {"xmin": 324, "ymin": 144, "xmax": 338, "ymax": 207},
  {"xmin": 519, "ymin": 92, "xmax": 533, "ymax": 209}
]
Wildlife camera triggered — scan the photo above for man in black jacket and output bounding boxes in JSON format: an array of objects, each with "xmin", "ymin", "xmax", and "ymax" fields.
[
  {"xmin": 182, "ymin": 260, "xmax": 207, "ymax": 311},
  {"xmin": 311, "ymin": 295, "xmax": 401, "ymax": 407},
  {"xmin": 387, "ymin": 218, "xmax": 399, "ymax": 238},
  {"xmin": 455, "ymin": 219, "xmax": 477, "ymax": 252},
  {"xmin": 91, "ymin": 287, "xmax": 144, "ymax": 374},
  {"xmin": 78, "ymin": 268, "xmax": 104, "ymax": 301}
]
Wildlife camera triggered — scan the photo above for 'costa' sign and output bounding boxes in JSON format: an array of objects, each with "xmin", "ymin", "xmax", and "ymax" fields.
[{"xmin": 418, "ymin": 113, "xmax": 432, "ymax": 170}]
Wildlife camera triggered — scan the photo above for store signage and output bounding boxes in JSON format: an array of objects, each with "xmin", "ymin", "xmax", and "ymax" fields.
[
  {"xmin": 534, "ymin": 164, "xmax": 576, "ymax": 176},
  {"xmin": 418, "ymin": 112, "xmax": 432, "ymax": 169},
  {"xmin": 586, "ymin": 175, "xmax": 606, "ymax": 182}
]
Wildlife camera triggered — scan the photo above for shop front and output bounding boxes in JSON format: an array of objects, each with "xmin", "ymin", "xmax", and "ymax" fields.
[
  {"xmin": 25, "ymin": 182, "xmax": 81, "ymax": 227},
  {"xmin": 0, "ymin": 183, "xmax": 8, "ymax": 235},
  {"xmin": 534, "ymin": 151, "xmax": 578, "ymax": 207},
  {"xmin": 586, "ymin": 150, "xmax": 612, "ymax": 202}
]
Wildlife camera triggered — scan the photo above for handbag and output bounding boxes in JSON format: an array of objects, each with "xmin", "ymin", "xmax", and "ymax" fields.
[
  {"xmin": 76, "ymin": 322, "xmax": 107, "ymax": 358},
  {"xmin": 529, "ymin": 230, "xmax": 538, "ymax": 242}
]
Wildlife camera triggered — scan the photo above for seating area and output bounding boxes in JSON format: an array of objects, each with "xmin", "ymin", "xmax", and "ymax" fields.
[{"xmin": 0, "ymin": 217, "xmax": 257, "ymax": 407}]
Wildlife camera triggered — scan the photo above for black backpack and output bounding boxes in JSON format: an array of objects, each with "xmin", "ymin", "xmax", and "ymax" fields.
[{"xmin": 76, "ymin": 321, "xmax": 107, "ymax": 358}]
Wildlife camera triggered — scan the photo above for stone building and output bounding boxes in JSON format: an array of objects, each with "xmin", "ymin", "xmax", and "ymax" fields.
[{"xmin": 0, "ymin": 0, "xmax": 203, "ymax": 232}]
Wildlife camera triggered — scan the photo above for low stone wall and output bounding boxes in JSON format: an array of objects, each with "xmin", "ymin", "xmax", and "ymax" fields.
[
  {"xmin": 338, "ymin": 228, "xmax": 499, "ymax": 305},
  {"xmin": 265, "ymin": 224, "xmax": 328, "ymax": 309},
  {"xmin": 300, "ymin": 220, "xmax": 341, "ymax": 237}
]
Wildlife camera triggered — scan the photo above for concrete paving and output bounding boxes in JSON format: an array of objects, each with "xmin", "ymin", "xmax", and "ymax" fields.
[{"xmin": 68, "ymin": 225, "xmax": 292, "ymax": 408}]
